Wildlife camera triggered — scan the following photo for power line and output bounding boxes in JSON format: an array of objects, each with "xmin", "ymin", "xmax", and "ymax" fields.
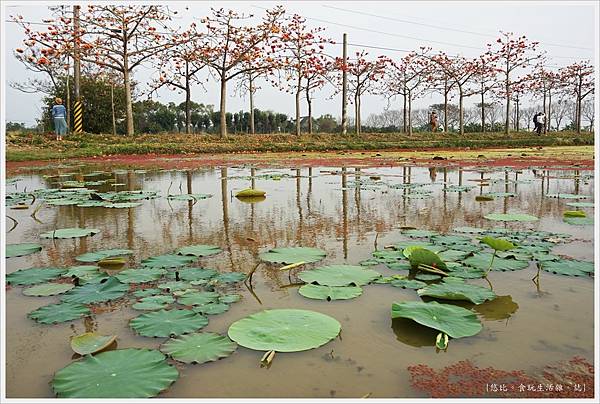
[{"xmin": 323, "ymin": 5, "xmax": 594, "ymax": 51}]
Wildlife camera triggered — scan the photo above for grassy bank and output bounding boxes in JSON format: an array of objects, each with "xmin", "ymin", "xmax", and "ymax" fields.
[{"xmin": 5, "ymin": 130, "xmax": 594, "ymax": 162}]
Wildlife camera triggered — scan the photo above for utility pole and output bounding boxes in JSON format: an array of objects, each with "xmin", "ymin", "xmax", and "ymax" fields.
[
  {"xmin": 341, "ymin": 33, "xmax": 348, "ymax": 135},
  {"xmin": 73, "ymin": 5, "xmax": 83, "ymax": 134}
]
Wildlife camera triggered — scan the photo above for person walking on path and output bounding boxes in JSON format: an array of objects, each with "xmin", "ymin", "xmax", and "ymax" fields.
[
  {"xmin": 430, "ymin": 111, "xmax": 438, "ymax": 132},
  {"xmin": 52, "ymin": 98, "xmax": 67, "ymax": 140}
]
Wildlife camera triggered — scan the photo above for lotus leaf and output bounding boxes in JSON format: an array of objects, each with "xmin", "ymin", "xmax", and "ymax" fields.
[
  {"xmin": 228, "ymin": 309, "xmax": 341, "ymax": 352},
  {"xmin": 158, "ymin": 281, "xmax": 193, "ymax": 291},
  {"xmin": 177, "ymin": 267, "xmax": 218, "ymax": 281},
  {"xmin": 133, "ymin": 295, "xmax": 175, "ymax": 310},
  {"xmin": 431, "ymin": 234, "xmax": 473, "ymax": 246},
  {"xmin": 541, "ymin": 259, "xmax": 594, "ymax": 277},
  {"xmin": 454, "ymin": 226, "xmax": 487, "ymax": 234},
  {"xmin": 40, "ymin": 228, "xmax": 100, "ymax": 239},
  {"xmin": 115, "ymin": 267, "xmax": 166, "ymax": 283},
  {"xmin": 7, "ymin": 267, "xmax": 66, "ymax": 285},
  {"xmin": 408, "ymin": 248, "xmax": 447, "ymax": 270},
  {"xmin": 417, "ymin": 282, "xmax": 496, "ymax": 304},
  {"xmin": 6, "ymin": 243, "xmax": 42, "ymax": 258},
  {"xmin": 219, "ymin": 294, "xmax": 241, "ymax": 304},
  {"xmin": 372, "ymin": 250, "xmax": 406, "ymax": 261},
  {"xmin": 192, "ymin": 303, "xmax": 230, "ymax": 315},
  {"xmin": 298, "ymin": 284, "xmax": 363, "ymax": 301},
  {"xmin": 298, "ymin": 265, "xmax": 380, "ymax": 286},
  {"xmin": 29, "ymin": 302, "xmax": 90, "ymax": 324},
  {"xmin": 167, "ymin": 193, "xmax": 212, "ymax": 201},
  {"xmin": 481, "ymin": 236, "xmax": 515, "ymax": 252},
  {"xmin": 386, "ymin": 261, "xmax": 412, "ymax": 271},
  {"xmin": 259, "ymin": 247, "xmax": 326, "ymax": 264},
  {"xmin": 235, "ymin": 188, "xmax": 266, "ymax": 197},
  {"xmin": 484, "ymin": 213, "xmax": 539, "ymax": 222},
  {"xmin": 445, "ymin": 265, "xmax": 486, "ymax": 279},
  {"xmin": 463, "ymin": 252, "xmax": 529, "ymax": 272},
  {"xmin": 473, "ymin": 295, "xmax": 519, "ymax": 321},
  {"xmin": 414, "ymin": 273, "xmax": 442, "ymax": 281},
  {"xmin": 214, "ymin": 272, "xmax": 246, "ymax": 283},
  {"xmin": 545, "ymin": 193, "xmax": 589, "ymax": 199},
  {"xmin": 563, "ymin": 217, "xmax": 594, "ymax": 225},
  {"xmin": 142, "ymin": 254, "xmax": 197, "ymax": 268},
  {"xmin": 177, "ymin": 291, "xmax": 221, "ymax": 306},
  {"xmin": 63, "ymin": 265, "xmax": 107, "ymax": 284},
  {"xmin": 23, "ymin": 282, "xmax": 75, "ymax": 296},
  {"xmin": 61, "ymin": 277, "xmax": 129, "ymax": 304},
  {"xmin": 70, "ymin": 333, "xmax": 117, "ymax": 355},
  {"xmin": 402, "ymin": 229, "xmax": 438, "ymax": 238},
  {"xmin": 482, "ymin": 192, "xmax": 516, "ymax": 198},
  {"xmin": 160, "ymin": 332, "xmax": 237, "ymax": 364},
  {"xmin": 563, "ymin": 210, "xmax": 586, "ymax": 218},
  {"xmin": 75, "ymin": 248, "xmax": 133, "ymax": 263},
  {"xmin": 438, "ymin": 249, "xmax": 471, "ymax": 262},
  {"xmin": 130, "ymin": 309, "xmax": 208, "ymax": 337},
  {"xmin": 105, "ymin": 202, "xmax": 142, "ymax": 208},
  {"xmin": 52, "ymin": 348, "xmax": 178, "ymax": 398},
  {"xmin": 390, "ymin": 278, "xmax": 427, "ymax": 289},
  {"xmin": 394, "ymin": 242, "xmax": 446, "ymax": 255},
  {"xmin": 175, "ymin": 245, "xmax": 222, "ymax": 257},
  {"xmin": 133, "ymin": 288, "xmax": 162, "ymax": 298},
  {"xmin": 566, "ymin": 202, "xmax": 594, "ymax": 208},
  {"xmin": 391, "ymin": 301, "xmax": 482, "ymax": 338}
]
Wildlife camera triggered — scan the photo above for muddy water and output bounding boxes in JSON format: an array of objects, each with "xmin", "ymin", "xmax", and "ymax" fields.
[{"xmin": 4, "ymin": 162, "xmax": 595, "ymax": 398}]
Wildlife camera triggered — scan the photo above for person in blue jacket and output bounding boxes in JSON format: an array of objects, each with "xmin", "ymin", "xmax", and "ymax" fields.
[{"xmin": 52, "ymin": 98, "xmax": 67, "ymax": 140}]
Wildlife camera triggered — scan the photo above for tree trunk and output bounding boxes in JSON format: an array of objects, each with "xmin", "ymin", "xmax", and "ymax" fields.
[
  {"xmin": 354, "ymin": 92, "xmax": 359, "ymax": 135},
  {"xmin": 546, "ymin": 91, "xmax": 551, "ymax": 133},
  {"xmin": 481, "ymin": 91, "xmax": 485, "ymax": 133},
  {"xmin": 111, "ymin": 82, "xmax": 116, "ymax": 136},
  {"xmin": 407, "ymin": 94, "xmax": 413, "ymax": 136},
  {"xmin": 123, "ymin": 39, "xmax": 134, "ymax": 135},
  {"xmin": 443, "ymin": 80, "xmax": 448, "ymax": 133},
  {"xmin": 249, "ymin": 74, "xmax": 255, "ymax": 135},
  {"xmin": 515, "ymin": 96, "xmax": 520, "ymax": 132},
  {"xmin": 576, "ymin": 77, "xmax": 582, "ymax": 134},
  {"xmin": 542, "ymin": 87, "xmax": 547, "ymax": 134},
  {"xmin": 185, "ymin": 70, "xmax": 191, "ymax": 134},
  {"xmin": 219, "ymin": 76, "xmax": 227, "ymax": 138},
  {"xmin": 458, "ymin": 89, "xmax": 464, "ymax": 135},
  {"xmin": 402, "ymin": 92, "xmax": 407, "ymax": 133},
  {"xmin": 306, "ymin": 84, "xmax": 313, "ymax": 134},
  {"xmin": 65, "ymin": 71, "xmax": 70, "ymax": 133},
  {"xmin": 504, "ymin": 77, "xmax": 510, "ymax": 135}
]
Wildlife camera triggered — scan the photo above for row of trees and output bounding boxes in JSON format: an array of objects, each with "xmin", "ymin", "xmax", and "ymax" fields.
[{"xmin": 12, "ymin": 5, "xmax": 595, "ymax": 137}]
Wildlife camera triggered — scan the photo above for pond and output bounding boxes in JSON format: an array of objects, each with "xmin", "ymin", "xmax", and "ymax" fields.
[{"xmin": 4, "ymin": 157, "xmax": 595, "ymax": 398}]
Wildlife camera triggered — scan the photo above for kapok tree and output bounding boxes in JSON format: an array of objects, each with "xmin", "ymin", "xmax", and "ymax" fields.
[
  {"xmin": 337, "ymin": 51, "xmax": 389, "ymax": 135},
  {"xmin": 149, "ymin": 23, "xmax": 207, "ymax": 134},
  {"xmin": 471, "ymin": 53, "xmax": 500, "ymax": 132},
  {"xmin": 559, "ymin": 61, "xmax": 594, "ymax": 134},
  {"xmin": 486, "ymin": 31, "xmax": 542, "ymax": 134},
  {"xmin": 199, "ymin": 7, "xmax": 285, "ymax": 138},
  {"xmin": 276, "ymin": 14, "xmax": 331, "ymax": 136},
  {"xmin": 526, "ymin": 64, "xmax": 563, "ymax": 133},
  {"xmin": 426, "ymin": 53, "xmax": 456, "ymax": 133}
]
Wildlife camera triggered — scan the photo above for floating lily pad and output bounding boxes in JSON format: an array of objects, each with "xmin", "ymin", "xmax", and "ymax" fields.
[
  {"xmin": 566, "ymin": 202, "xmax": 594, "ymax": 208},
  {"xmin": 158, "ymin": 281, "xmax": 193, "ymax": 291},
  {"xmin": 192, "ymin": 303, "xmax": 230, "ymax": 315},
  {"xmin": 130, "ymin": 309, "xmax": 208, "ymax": 337},
  {"xmin": 52, "ymin": 348, "xmax": 178, "ymax": 398},
  {"xmin": 228, "ymin": 309, "xmax": 341, "ymax": 352},
  {"xmin": 63, "ymin": 265, "xmax": 107, "ymax": 284},
  {"xmin": 298, "ymin": 265, "xmax": 380, "ymax": 286},
  {"xmin": 431, "ymin": 235, "xmax": 472, "ymax": 246},
  {"xmin": 40, "ymin": 228, "xmax": 100, "ymax": 239},
  {"xmin": 563, "ymin": 210, "xmax": 586, "ymax": 218},
  {"xmin": 391, "ymin": 301, "xmax": 482, "ymax": 339},
  {"xmin": 177, "ymin": 268, "xmax": 218, "ymax": 281},
  {"xmin": 546, "ymin": 193, "xmax": 589, "ymax": 199},
  {"xmin": 214, "ymin": 272, "xmax": 246, "ymax": 283},
  {"xmin": 75, "ymin": 249, "xmax": 133, "ymax": 263},
  {"xmin": 417, "ymin": 281, "xmax": 496, "ymax": 304},
  {"xmin": 160, "ymin": 332, "xmax": 237, "ymax": 364},
  {"xmin": 541, "ymin": 259, "xmax": 594, "ymax": 277},
  {"xmin": 438, "ymin": 249, "xmax": 471, "ymax": 262},
  {"xmin": 167, "ymin": 193, "xmax": 212, "ymax": 201},
  {"xmin": 390, "ymin": 278, "xmax": 427, "ymax": 289},
  {"xmin": 219, "ymin": 294, "xmax": 241, "ymax": 304},
  {"xmin": 298, "ymin": 284, "xmax": 363, "ymax": 301},
  {"xmin": 445, "ymin": 265, "xmax": 486, "ymax": 279},
  {"xmin": 235, "ymin": 189, "xmax": 266, "ymax": 197},
  {"xmin": 133, "ymin": 295, "xmax": 175, "ymax": 310},
  {"xmin": 402, "ymin": 229, "xmax": 438, "ymax": 238},
  {"xmin": 415, "ymin": 273, "xmax": 442, "ymax": 281},
  {"xmin": 7, "ymin": 267, "xmax": 66, "ymax": 285},
  {"xmin": 259, "ymin": 247, "xmax": 326, "ymax": 264},
  {"xmin": 6, "ymin": 243, "xmax": 42, "ymax": 258},
  {"xmin": 386, "ymin": 261, "xmax": 412, "ymax": 271},
  {"xmin": 563, "ymin": 216, "xmax": 594, "ymax": 225},
  {"xmin": 463, "ymin": 252, "xmax": 529, "ymax": 272},
  {"xmin": 70, "ymin": 333, "xmax": 117, "ymax": 355},
  {"xmin": 482, "ymin": 192, "xmax": 516, "ymax": 198},
  {"xmin": 408, "ymin": 248, "xmax": 447, "ymax": 270},
  {"xmin": 484, "ymin": 213, "xmax": 539, "ymax": 222},
  {"xmin": 177, "ymin": 291, "xmax": 220, "ymax": 306},
  {"xmin": 133, "ymin": 288, "xmax": 162, "ymax": 298},
  {"xmin": 142, "ymin": 254, "xmax": 197, "ymax": 269},
  {"xmin": 23, "ymin": 282, "xmax": 75, "ymax": 296},
  {"xmin": 29, "ymin": 302, "xmax": 90, "ymax": 324},
  {"xmin": 175, "ymin": 245, "xmax": 222, "ymax": 257},
  {"xmin": 115, "ymin": 268, "xmax": 167, "ymax": 284},
  {"xmin": 481, "ymin": 236, "xmax": 515, "ymax": 252},
  {"xmin": 61, "ymin": 277, "xmax": 128, "ymax": 304}
]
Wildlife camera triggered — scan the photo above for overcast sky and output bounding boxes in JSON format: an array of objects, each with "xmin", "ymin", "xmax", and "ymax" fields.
[{"xmin": 2, "ymin": 1, "xmax": 597, "ymax": 125}]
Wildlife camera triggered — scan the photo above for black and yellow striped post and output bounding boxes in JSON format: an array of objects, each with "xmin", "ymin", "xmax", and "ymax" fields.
[{"xmin": 74, "ymin": 100, "xmax": 83, "ymax": 133}]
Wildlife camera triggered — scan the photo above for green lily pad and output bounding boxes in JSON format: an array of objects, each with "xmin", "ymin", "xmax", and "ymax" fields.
[
  {"xmin": 177, "ymin": 291, "xmax": 220, "ymax": 306},
  {"xmin": 481, "ymin": 236, "xmax": 515, "ymax": 252},
  {"xmin": 6, "ymin": 243, "xmax": 42, "ymax": 258},
  {"xmin": 415, "ymin": 273, "xmax": 442, "ymax": 281},
  {"xmin": 175, "ymin": 245, "xmax": 222, "ymax": 257},
  {"xmin": 52, "ymin": 348, "xmax": 178, "ymax": 398},
  {"xmin": 40, "ymin": 228, "xmax": 100, "ymax": 239},
  {"xmin": 63, "ymin": 265, "xmax": 107, "ymax": 284},
  {"xmin": 408, "ymin": 248, "xmax": 447, "ymax": 270},
  {"xmin": 402, "ymin": 229, "xmax": 438, "ymax": 238},
  {"xmin": 298, "ymin": 265, "xmax": 381, "ymax": 286},
  {"xmin": 130, "ymin": 309, "xmax": 208, "ymax": 337},
  {"xmin": 259, "ymin": 247, "xmax": 326, "ymax": 264},
  {"xmin": 115, "ymin": 268, "xmax": 167, "ymax": 284},
  {"xmin": 235, "ymin": 188, "xmax": 266, "ymax": 197},
  {"xmin": 177, "ymin": 268, "xmax": 218, "ymax": 282},
  {"xmin": 75, "ymin": 249, "xmax": 133, "ymax": 263},
  {"xmin": 386, "ymin": 261, "xmax": 412, "ymax": 271},
  {"xmin": 133, "ymin": 295, "xmax": 175, "ymax": 310},
  {"xmin": 298, "ymin": 284, "xmax": 363, "ymax": 301},
  {"xmin": 214, "ymin": 272, "xmax": 246, "ymax": 283},
  {"xmin": 482, "ymin": 192, "xmax": 516, "ymax": 198},
  {"xmin": 417, "ymin": 281, "xmax": 496, "ymax": 304},
  {"xmin": 463, "ymin": 252, "xmax": 529, "ymax": 272},
  {"xmin": 29, "ymin": 302, "xmax": 90, "ymax": 324},
  {"xmin": 541, "ymin": 259, "xmax": 594, "ymax": 277},
  {"xmin": 438, "ymin": 249, "xmax": 471, "ymax": 262},
  {"xmin": 563, "ymin": 210, "xmax": 586, "ymax": 218},
  {"xmin": 431, "ymin": 234, "xmax": 473, "ymax": 246},
  {"xmin": 70, "ymin": 333, "xmax": 117, "ymax": 355},
  {"xmin": 563, "ymin": 217, "xmax": 594, "ymax": 225},
  {"xmin": 158, "ymin": 281, "xmax": 193, "ymax": 291},
  {"xmin": 454, "ymin": 226, "xmax": 487, "ymax": 234},
  {"xmin": 142, "ymin": 254, "xmax": 197, "ymax": 268},
  {"xmin": 546, "ymin": 193, "xmax": 589, "ymax": 199},
  {"xmin": 7, "ymin": 267, "xmax": 66, "ymax": 285},
  {"xmin": 484, "ymin": 213, "xmax": 539, "ymax": 222},
  {"xmin": 445, "ymin": 265, "xmax": 486, "ymax": 279},
  {"xmin": 228, "ymin": 309, "xmax": 341, "ymax": 352},
  {"xmin": 23, "ymin": 282, "xmax": 75, "ymax": 296},
  {"xmin": 160, "ymin": 332, "xmax": 237, "ymax": 364},
  {"xmin": 192, "ymin": 303, "xmax": 230, "ymax": 315},
  {"xmin": 391, "ymin": 301, "xmax": 482, "ymax": 339},
  {"xmin": 566, "ymin": 202, "xmax": 594, "ymax": 208},
  {"xmin": 133, "ymin": 288, "xmax": 162, "ymax": 298},
  {"xmin": 219, "ymin": 294, "xmax": 241, "ymax": 304},
  {"xmin": 61, "ymin": 277, "xmax": 129, "ymax": 304},
  {"xmin": 167, "ymin": 193, "xmax": 212, "ymax": 201},
  {"xmin": 390, "ymin": 278, "xmax": 427, "ymax": 289}
]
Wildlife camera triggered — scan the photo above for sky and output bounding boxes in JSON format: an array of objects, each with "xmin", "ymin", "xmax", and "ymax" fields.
[{"xmin": 1, "ymin": 1, "xmax": 597, "ymax": 126}]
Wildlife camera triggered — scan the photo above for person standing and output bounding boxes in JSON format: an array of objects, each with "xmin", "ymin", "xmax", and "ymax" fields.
[
  {"xmin": 430, "ymin": 111, "xmax": 438, "ymax": 132},
  {"xmin": 533, "ymin": 112, "xmax": 540, "ymax": 134},
  {"xmin": 52, "ymin": 98, "xmax": 67, "ymax": 141},
  {"xmin": 538, "ymin": 111, "xmax": 546, "ymax": 135}
]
